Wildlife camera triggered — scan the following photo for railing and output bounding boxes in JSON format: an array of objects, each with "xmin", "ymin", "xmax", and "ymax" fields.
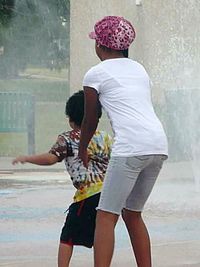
[{"xmin": 0, "ymin": 92, "xmax": 35, "ymax": 154}]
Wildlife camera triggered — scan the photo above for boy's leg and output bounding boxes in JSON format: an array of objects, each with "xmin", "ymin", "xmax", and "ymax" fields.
[
  {"xmin": 94, "ymin": 210, "xmax": 119, "ymax": 267},
  {"xmin": 58, "ymin": 243, "xmax": 73, "ymax": 267},
  {"xmin": 122, "ymin": 210, "xmax": 151, "ymax": 267}
]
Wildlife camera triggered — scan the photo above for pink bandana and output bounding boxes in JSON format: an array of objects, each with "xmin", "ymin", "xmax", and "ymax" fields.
[{"xmin": 89, "ymin": 16, "xmax": 136, "ymax": 50}]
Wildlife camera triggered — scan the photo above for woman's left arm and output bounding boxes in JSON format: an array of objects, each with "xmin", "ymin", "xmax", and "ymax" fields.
[{"xmin": 78, "ymin": 86, "xmax": 100, "ymax": 167}]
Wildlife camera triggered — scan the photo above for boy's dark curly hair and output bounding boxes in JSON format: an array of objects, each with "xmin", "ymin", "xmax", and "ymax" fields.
[{"xmin": 65, "ymin": 90, "xmax": 102, "ymax": 126}]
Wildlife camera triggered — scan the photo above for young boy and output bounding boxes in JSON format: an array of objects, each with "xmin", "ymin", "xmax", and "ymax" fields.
[{"xmin": 12, "ymin": 90, "xmax": 112, "ymax": 267}]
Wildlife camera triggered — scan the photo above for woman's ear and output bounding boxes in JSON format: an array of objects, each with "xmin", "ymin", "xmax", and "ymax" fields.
[{"xmin": 96, "ymin": 41, "xmax": 100, "ymax": 48}]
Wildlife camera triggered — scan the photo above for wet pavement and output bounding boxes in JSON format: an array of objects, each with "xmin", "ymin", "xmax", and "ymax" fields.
[{"xmin": 0, "ymin": 170, "xmax": 200, "ymax": 266}]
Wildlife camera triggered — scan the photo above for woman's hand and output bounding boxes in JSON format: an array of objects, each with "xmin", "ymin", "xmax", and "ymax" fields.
[{"xmin": 78, "ymin": 148, "xmax": 89, "ymax": 168}]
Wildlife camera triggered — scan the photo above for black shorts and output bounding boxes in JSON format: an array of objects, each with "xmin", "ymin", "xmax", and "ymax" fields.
[{"xmin": 60, "ymin": 193, "xmax": 100, "ymax": 248}]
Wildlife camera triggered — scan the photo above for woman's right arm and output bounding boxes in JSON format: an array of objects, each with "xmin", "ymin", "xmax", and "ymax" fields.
[{"xmin": 78, "ymin": 86, "xmax": 100, "ymax": 167}]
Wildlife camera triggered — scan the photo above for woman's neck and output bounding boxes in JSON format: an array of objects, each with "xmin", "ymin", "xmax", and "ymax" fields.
[
  {"xmin": 100, "ymin": 51, "xmax": 126, "ymax": 61},
  {"xmin": 101, "ymin": 53, "xmax": 125, "ymax": 61}
]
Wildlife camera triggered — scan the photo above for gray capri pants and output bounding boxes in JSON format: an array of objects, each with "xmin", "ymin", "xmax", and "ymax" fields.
[{"xmin": 97, "ymin": 155, "xmax": 167, "ymax": 215}]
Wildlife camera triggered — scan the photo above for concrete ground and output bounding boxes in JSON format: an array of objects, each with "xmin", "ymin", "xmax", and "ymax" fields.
[{"xmin": 0, "ymin": 158, "xmax": 200, "ymax": 267}]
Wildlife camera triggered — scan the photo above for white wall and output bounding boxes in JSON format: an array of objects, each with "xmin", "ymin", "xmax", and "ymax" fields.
[
  {"xmin": 70, "ymin": 0, "xmax": 200, "ymax": 165},
  {"xmin": 70, "ymin": 0, "xmax": 200, "ymax": 99}
]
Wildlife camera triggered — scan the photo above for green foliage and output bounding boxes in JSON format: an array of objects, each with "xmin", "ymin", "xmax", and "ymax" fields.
[
  {"xmin": 0, "ymin": 0, "xmax": 70, "ymax": 78},
  {"xmin": 0, "ymin": 0, "xmax": 14, "ymax": 27}
]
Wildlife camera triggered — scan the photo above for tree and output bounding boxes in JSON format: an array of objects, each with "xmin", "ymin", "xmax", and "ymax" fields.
[{"xmin": 0, "ymin": 0, "xmax": 70, "ymax": 78}]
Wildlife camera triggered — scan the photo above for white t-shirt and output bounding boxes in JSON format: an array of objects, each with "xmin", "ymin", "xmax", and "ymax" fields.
[{"xmin": 83, "ymin": 58, "xmax": 168, "ymax": 157}]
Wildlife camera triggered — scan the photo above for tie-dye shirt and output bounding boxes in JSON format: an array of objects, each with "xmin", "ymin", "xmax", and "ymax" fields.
[{"xmin": 49, "ymin": 129, "xmax": 112, "ymax": 202}]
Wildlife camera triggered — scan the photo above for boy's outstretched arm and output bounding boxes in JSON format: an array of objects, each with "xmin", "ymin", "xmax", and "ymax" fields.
[
  {"xmin": 78, "ymin": 86, "xmax": 100, "ymax": 167},
  {"xmin": 12, "ymin": 153, "xmax": 59, "ymax": 165}
]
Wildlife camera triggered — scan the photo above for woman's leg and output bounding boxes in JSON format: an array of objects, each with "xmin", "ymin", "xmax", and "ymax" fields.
[
  {"xmin": 122, "ymin": 209, "xmax": 151, "ymax": 267},
  {"xmin": 122, "ymin": 155, "xmax": 166, "ymax": 266},
  {"xmin": 93, "ymin": 157, "xmax": 142, "ymax": 267},
  {"xmin": 94, "ymin": 210, "xmax": 119, "ymax": 267},
  {"xmin": 58, "ymin": 243, "xmax": 73, "ymax": 267}
]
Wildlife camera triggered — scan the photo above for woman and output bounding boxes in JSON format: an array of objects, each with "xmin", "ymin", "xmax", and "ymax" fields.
[{"xmin": 79, "ymin": 16, "xmax": 168, "ymax": 267}]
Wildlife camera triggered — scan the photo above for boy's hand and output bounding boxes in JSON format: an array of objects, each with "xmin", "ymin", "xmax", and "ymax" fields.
[
  {"xmin": 78, "ymin": 149, "xmax": 89, "ymax": 168},
  {"xmin": 12, "ymin": 156, "xmax": 27, "ymax": 165}
]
